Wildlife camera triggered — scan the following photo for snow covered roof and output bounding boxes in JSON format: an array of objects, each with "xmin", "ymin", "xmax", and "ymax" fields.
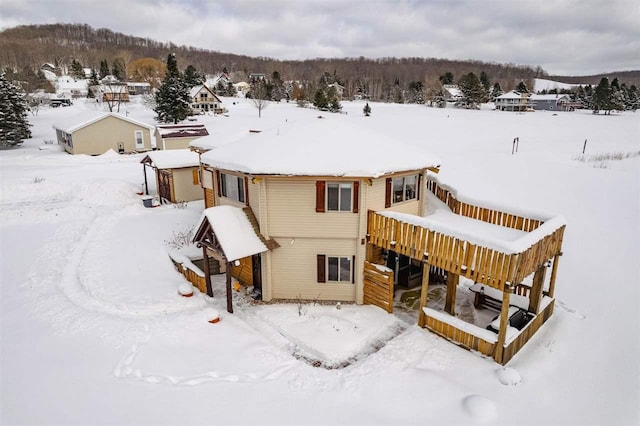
[
  {"xmin": 189, "ymin": 84, "xmax": 217, "ymax": 99},
  {"xmin": 496, "ymin": 91, "xmax": 531, "ymax": 99},
  {"xmin": 530, "ymin": 94, "xmax": 570, "ymax": 101},
  {"xmin": 52, "ymin": 111, "xmax": 155, "ymax": 134},
  {"xmin": 197, "ymin": 205, "xmax": 269, "ymax": 262},
  {"xmin": 156, "ymin": 124, "xmax": 209, "ymax": 139},
  {"xmin": 141, "ymin": 149, "xmax": 200, "ymax": 169},
  {"xmin": 55, "ymin": 76, "xmax": 88, "ymax": 90},
  {"xmin": 200, "ymin": 116, "xmax": 441, "ymax": 178}
]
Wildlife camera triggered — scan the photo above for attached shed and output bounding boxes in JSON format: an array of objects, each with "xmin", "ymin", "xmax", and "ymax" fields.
[
  {"xmin": 155, "ymin": 124, "xmax": 209, "ymax": 150},
  {"xmin": 140, "ymin": 149, "xmax": 203, "ymax": 203},
  {"xmin": 52, "ymin": 111, "xmax": 154, "ymax": 155}
]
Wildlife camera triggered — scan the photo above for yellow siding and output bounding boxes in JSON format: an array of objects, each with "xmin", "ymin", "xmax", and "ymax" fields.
[
  {"xmin": 158, "ymin": 137, "xmax": 198, "ymax": 150},
  {"xmin": 270, "ymin": 237, "xmax": 357, "ymax": 301},
  {"xmin": 266, "ymin": 179, "xmax": 359, "ymax": 239},
  {"xmin": 171, "ymin": 168, "xmax": 204, "ymax": 202},
  {"xmin": 367, "ymin": 172, "xmax": 425, "ymax": 216},
  {"xmin": 201, "ymin": 168, "xmax": 214, "ymax": 189},
  {"xmin": 71, "ymin": 116, "xmax": 152, "ymax": 155}
]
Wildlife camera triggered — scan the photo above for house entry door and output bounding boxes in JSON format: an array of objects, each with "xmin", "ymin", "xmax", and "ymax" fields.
[{"xmin": 158, "ymin": 170, "xmax": 172, "ymax": 203}]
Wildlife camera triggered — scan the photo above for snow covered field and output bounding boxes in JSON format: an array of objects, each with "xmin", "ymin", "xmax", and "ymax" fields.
[{"xmin": 1, "ymin": 97, "xmax": 638, "ymax": 425}]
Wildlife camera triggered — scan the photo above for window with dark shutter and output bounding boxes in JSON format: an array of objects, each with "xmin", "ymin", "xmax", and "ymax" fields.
[
  {"xmin": 353, "ymin": 181, "xmax": 359, "ymax": 213},
  {"xmin": 244, "ymin": 176, "xmax": 249, "ymax": 206},
  {"xmin": 385, "ymin": 178, "xmax": 392, "ymax": 208},
  {"xmin": 316, "ymin": 181, "xmax": 326, "ymax": 212},
  {"xmin": 417, "ymin": 173, "xmax": 422, "ymax": 200},
  {"xmin": 215, "ymin": 170, "xmax": 221, "ymax": 197},
  {"xmin": 317, "ymin": 254, "xmax": 326, "ymax": 283}
]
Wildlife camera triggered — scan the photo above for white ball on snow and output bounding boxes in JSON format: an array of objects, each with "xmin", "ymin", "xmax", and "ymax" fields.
[
  {"xmin": 178, "ymin": 282, "xmax": 194, "ymax": 296},
  {"xmin": 204, "ymin": 307, "xmax": 220, "ymax": 322}
]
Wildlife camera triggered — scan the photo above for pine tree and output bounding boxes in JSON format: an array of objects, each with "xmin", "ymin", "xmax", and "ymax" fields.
[
  {"xmin": 313, "ymin": 89, "xmax": 328, "ymax": 110},
  {"xmin": 491, "ymin": 82, "xmax": 503, "ymax": 99},
  {"xmin": 457, "ymin": 72, "xmax": 485, "ymax": 109},
  {"xmin": 439, "ymin": 72, "xmax": 454, "ymax": 85},
  {"xmin": 99, "ymin": 60, "xmax": 110, "ymax": 78},
  {"xmin": 154, "ymin": 54, "xmax": 191, "ymax": 124},
  {"xmin": 183, "ymin": 65, "xmax": 204, "ymax": 88},
  {"xmin": 479, "ymin": 71, "xmax": 491, "ymax": 93},
  {"xmin": 111, "ymin": 58, "xmax": 126, "ymax": 81},
  {"xmin": 70, "ymin": 60, "xmax": 84, "ymax": 79},
  {"xmin": 516, "ymin": 80, "xmax": 529, "ymax": 93},
  {"xmin": 363, "ymin": 102, "xmax": 371, "ymax": 116},
  {"xmin": 593, "ymin": 78, "xmax": 612, "ymax": 114},
  {"xmin": 0, "ymin": 73, "xmax": 31, "ymax": 148}
]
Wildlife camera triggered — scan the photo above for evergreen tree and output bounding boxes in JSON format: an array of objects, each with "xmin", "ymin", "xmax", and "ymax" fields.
[
  {"xmin": 593, "ymin": 77, "xmax": 612, "ymax": 114},
  {"xmin": 491, "ymin": 82, "xmax": 503, "ymax": 99},
  {"xmin": 111, "ymin": 58, "xmax": 126, "ymax": 81},
  {"xmin": 479, "ymin": 71, "xmax": 491, "ymax": 93},
  {"xmin": 313, "ymin": 88, "xmax": 328, "ymax": 110},
  {"xmin": 439, "ymin": 72, "xmax": 454, "ymax": 85},
  {"xmin": 99, "ymin": 59, "xmax": 110, "ymax": 78},
  {"xmin": 363, "ymin": 102, "xmax": 371, "ymax": 116},
  {"xmin": 0, "ymin": 73, "xmax": 31, "ymax": 148},
  {"xmin": 154, "ymin": 54, "xmax": 191, "ymax": 124},
  {"xmin": 457, "ymin": 72, "xmax": 485, "ymax": 109},
  {"xmin": 87, "ymin": 69, "xmax": 100, "ymax": 98},
  {"xmin": 183, "ymin": 65, "xmax": 204, "ymax": 88},
  {"xmin": 516, "ymin": 80, "xmax": 529, "ymax": 93},
  {"xmin": 270, "ymin": 71, "xmax": 286, "ymax": 101},
  {"xmin": 70, "ymin": 60, "xmax": 84, "ymax": 79}
]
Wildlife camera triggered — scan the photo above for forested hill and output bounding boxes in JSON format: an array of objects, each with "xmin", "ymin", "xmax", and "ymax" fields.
[{"xmin": 1, "ymin": 23, "xmax": 637, "ymax": 94}]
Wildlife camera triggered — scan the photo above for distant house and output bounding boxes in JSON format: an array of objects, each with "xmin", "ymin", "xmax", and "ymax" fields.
[
  {"xmin": 530, "ymin": 94, "xmax": 573, "ymax": 111},
  {"xmin": 494, "ymin": 90, "xmax": 535, "ymax": 112},
  {"xmin": 140, "ymin": 149, "xmax": 203, "ymax": 203},
  {"xmin": 442, "ymin": 84, "xmax": 463, "ymax": 103},
  {"xmin": 205, "ymin": 73, "xmax": 232, "ymax": 95},
  {"xmin": 248, "ymin": 73, "xmax": 266, "ymax": 82},
  {"xmin": 55, "ymin": 76, "xmax": 88, "ymax": 99},
  {"xmin": 154, "ymin": 124, "xmax": 209, "ymax": 150},
  {"xmin": 190, "ymin": 84, "xmax": 224, "ymax": 114},
  {"xmin": 327, "ymin": 83, "xmax": 346, "ymax": 99},
  {"xmin": 233, "ymin": 81, "xmax": 251, "ymax": 96},
  {"xmin": 126, "ymin": 82, "xmax": 152, "ymax": 95},
  {"xmin": 52, "ymin": 111, "xmax": 154, "ymax": 155},
  {"xmin": 101, "ymin": 83, "xmax": 130, "ymax": 103},
  {"xmin": 41, "ymin": 63, "xmax": 57, "ymax": 74}
]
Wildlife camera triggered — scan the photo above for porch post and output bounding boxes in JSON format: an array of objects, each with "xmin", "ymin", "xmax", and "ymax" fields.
[
  {"xmin": 202, "ymin": 246, "xmax": 213, "ymax": 297},
  {"xmin": 494, "ymin": 286, "xmax": 512, "ymax": 363},
  {"xmin": 547, "ymin": 253, "xmax": 561, "ymax": 298},
  {"xmin": 444, "ymin": 272, "xmax": 459, "ymax": 315},
  {"xmin": 418, "ymin": 262, "xmax": 430, "ymax": 327},
  {"xmin": 143, "ymin": 164, "xmax": 149, "ymax": 195},
  {"xmin": 528, "ymin": 265, "xmax": 547, "ymax": 314},
  {"xmin": 226, "ymin": 262, "xmax": 234, "ymax": 313}
]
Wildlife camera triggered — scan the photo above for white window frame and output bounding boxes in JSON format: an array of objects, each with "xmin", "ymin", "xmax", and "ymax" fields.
[
  {"xmin": 220, "ymin": 172, "xmax": 245, "ymax": 203},
  {"xmin": 134, "ymin": 130, "xmax": 144, "ymax": 149},
  {"xmin": 327, "ymin": 256, "xmax": 352, "ymax": 283},
  {"xmin": 326, "ymin": 182, "xmax": 352, "ymax": 212},
  {"xmin": 392, "ymin": 174, "xmax": 418, "ymax": 204}
]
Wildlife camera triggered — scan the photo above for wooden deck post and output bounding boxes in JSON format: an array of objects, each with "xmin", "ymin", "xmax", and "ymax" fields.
[
  {"xmin": 445, "ymin": 272, "xmax": 459, "ymax": 315},
  {"xmin": 528, "ymin": 265, "xmax": 547, "ymax": 314},
  {"xmin": 143, "ymin": 164, "xmax": 149, "ymax": 195},
  {"xmin": 547, "ymin": 253, "xmax": 561, "ymax": 298},
  {"xmin": 494, "ymin": 287, "xmax": 512, "ymax": 364},
  {"xmin": 226, "ymin": 262, "xmax": 233, "ymax": 313},
  {"xmin": 202, "ymin": 247, "xmax": 213, "ymax": 297},
  {"xmin": 418, "ymin": 262, "xmax": 431, "ymax": 327}
]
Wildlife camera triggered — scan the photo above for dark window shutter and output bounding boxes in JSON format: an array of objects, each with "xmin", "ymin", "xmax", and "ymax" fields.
[
  {"xmin": 385, "ymin": 178, "xmax": 392, "ymax": 208},
  {"xmin": 317, "ymin": 255, "xmax": 326, "ymax": 283},
  {"xmin": 353, "ymin": 181, "xmax": 359, "ymax": 213},
  {"xmin": 244, "ymin": 176, "xmax": 249, "ymax": 206},
  {"xmin": 417, "ymin": 173, "xmax": 422, "ymax": 200},
  {"xmin": 215, "ymin": 170, "xmax": 222, "ymax": 197},
  {"xmin": 352, "ymin": 255, "xmax": 356, "ymax": 284},
  {"xmin": 316, "ymin": 181, "xmax": 326, "ymax": 212}
]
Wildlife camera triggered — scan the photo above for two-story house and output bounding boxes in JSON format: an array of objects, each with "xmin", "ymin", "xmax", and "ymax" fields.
[{"xmin": 190, "ymin": 84, "xmax": 224, "ymax": 114}]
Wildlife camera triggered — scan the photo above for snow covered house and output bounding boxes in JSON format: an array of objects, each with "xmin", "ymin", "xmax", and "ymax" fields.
[
  {"xmin": 190, "ymin": 84, "xmax": 224, "ymax": 114},
  {"xmin": 184, "ymin": 115, "xmax": 567, "ymax": 364},
  {"xmin": 154, "ymin": 124, "xmax": 209, "ymax": 150},
  {"xmin": 530, "ymin": 94, "xmax": 572, "ymax": 111},
  {"xmin": 52, "ymin": 111, "xmax": 154, "ymax": 155},
  {"xmin": 140, "ymin": 150, "xmax": 203, "ymax": 203},
  {"xmin": 55, "ymin": 76, "xmax": 88, "ymax": 99},
  {"xmin": 494, "ymin": 90, "xmax": 535, "ymax": 111},
  {"xmin": 442, "ymin": 84, "xmax": 463, "ymax": 103}
]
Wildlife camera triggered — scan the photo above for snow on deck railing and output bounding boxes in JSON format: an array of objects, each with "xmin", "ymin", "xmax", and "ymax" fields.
[
  {"xmin": 425, "ymin": 175, "xmax": 564, "ymax": 231},
  {"xmin": 423, "ymin": 307, "xmax": 498, "ymax": 344},
  {"xmin": 167, "ymin": 247, "xmax": 205, "ymax": 278}
]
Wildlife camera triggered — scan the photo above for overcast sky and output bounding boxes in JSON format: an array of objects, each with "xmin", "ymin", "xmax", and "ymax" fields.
[{"xmin": 1, "ymin": 0, "xmax": 638, "ymax": 75}]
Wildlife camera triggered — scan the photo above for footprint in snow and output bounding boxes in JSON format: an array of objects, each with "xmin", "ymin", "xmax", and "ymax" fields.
[
  {"xmin": 496, "ymin": 367, "xmax": 522, "ymax": 386},
  {"xmin": 556, "ymin": 300, "xmax": 587, "ymax": 319}
]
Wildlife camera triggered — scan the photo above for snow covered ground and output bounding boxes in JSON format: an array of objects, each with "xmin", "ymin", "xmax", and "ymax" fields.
[{"xmin": 1, "ymin": 97, "xmax": 639, "ymax": 425}]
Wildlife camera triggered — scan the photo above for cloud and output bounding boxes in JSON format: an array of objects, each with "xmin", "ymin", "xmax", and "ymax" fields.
[{"xmin": 1, "ymin": 0, "xmax": 638, "ymax": 75}]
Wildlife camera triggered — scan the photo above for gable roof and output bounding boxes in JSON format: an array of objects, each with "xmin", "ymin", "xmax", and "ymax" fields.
[
  {"xmin": 200, "ymin": 116, "xmax": 441, "ymax": 178},
  {"xmin": 189, "ymin": 84, "xmax": 221, "ymax": 101},
  {"xmin": 156, "ymin": 124, "xmax": 209, "ymax": 139},
  {"xmin": 141, "ymin": 149, "xmax": 200, "ymax": 169},
  {"xmin": 194, "ymin": 206, "xmax": 269, "ymax": 262},
  {"xmin": 496, "ymin": 90, "xmax": 531, "ymax": 99},
  {"xmin": 52, "ymin": 111, "xmax": 155, "ymax": 134}
]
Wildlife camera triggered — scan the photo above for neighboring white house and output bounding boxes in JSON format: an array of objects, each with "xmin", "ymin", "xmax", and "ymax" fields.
[
  {"xmin": 442, "ymin": 84, "xmax": 463, "ymax": 103},
  {"xmin": 55, "ymin": 76, "xmax": 88, "ymax": 99},
  {"xmin": 494, "ymin": 90, "xmax": 535, "ymax": 112},
  {"xmin": 189, "ymin": 84, "xmax": 224, "ymax": 114}
]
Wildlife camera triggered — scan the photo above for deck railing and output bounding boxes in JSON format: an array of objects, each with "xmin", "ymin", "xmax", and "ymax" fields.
[{"xmin": 501, "ymin": 300, "xmax": 555, "ymax": 364}]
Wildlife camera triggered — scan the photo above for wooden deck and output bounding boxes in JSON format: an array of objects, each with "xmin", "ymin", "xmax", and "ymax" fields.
[{"xmin": 365, "ymin": 177, "xmax": 565, "ymax": 364}]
